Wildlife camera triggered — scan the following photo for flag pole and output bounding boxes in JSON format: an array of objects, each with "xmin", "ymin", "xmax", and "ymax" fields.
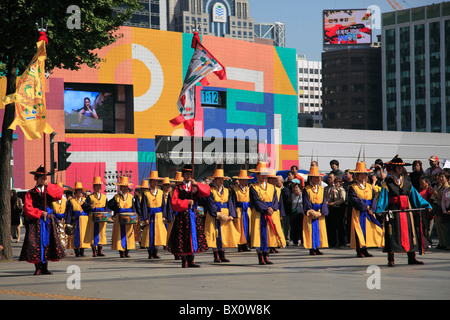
[
  {"xmin": 43, "ymin": 132, "xmax": 47, "ymax": 221},
  {"xmin": 191, "ymin": 90, "xmax": 195, "ymax": 179}
]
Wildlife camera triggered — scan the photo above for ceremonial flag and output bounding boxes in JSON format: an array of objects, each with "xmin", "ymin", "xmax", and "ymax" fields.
[
  {"xmin": 169, "ymin": 32, "xmax": 226, "ymax": 136},
  {"xmin": 3, "ymin": 39, "xmax": 53, "ymax": 140}
]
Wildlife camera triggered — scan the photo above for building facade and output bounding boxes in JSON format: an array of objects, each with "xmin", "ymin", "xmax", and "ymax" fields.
[
  {"xmin": 382, "ymin": 2, "xmax": 450, "ymax": 132},
  {"xmin": 297, "ymin": 55, "xmax": 322, "ymax": 128},
  {"xmin": 322, "ymin": 47, "xmax": 382, "ymax": 130},
  {"xmin": 1, "ymin": 27, "xmax": 298, "ymax": 195},
  {"xmin": 167, "ymin": 0, "xmax": 254, "ymax": 42},
  {"xmin": 115, "ymin": 0, "xmax": 168, "ymax": 30},
  {"xmin": 254, "ymin": 22, "xmax": 286, "ymax": 47}
]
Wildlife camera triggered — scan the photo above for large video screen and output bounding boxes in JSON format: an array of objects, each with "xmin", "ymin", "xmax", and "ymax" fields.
[
  {"xmin": 64, "ymin": 83, "xmax": 115, "ymax": 133},
  {"xmin": 323, "ymin": 9, "xmax": 372, "ymax": 46}
]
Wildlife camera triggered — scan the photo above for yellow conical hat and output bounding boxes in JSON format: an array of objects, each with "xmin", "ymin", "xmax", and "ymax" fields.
[
  {"xmin": 208, "ymin": 168, "xmax": 231, "ymax": 180},
  {"xmin": 308, "ymin": 166, "xmax": 325, "ymax": 177},
  {"xmin": 171, "ymin": 171, "xmax": 183, "ymax": 183},
  {"xmin": 92, "ymin": 176, "xmax": 103, "ymax": 185},
  {"xmin": 69, "ymin": 181, "xmax": 88, "ymax": 192},
  {"xmin": 349, "ymin": 162, "xmax": 371, "ymax": 173},
  {"xmin": 115, "ymin": 176, "xmax": 132, "ymax": 186},
  {"xmin": 148, "ymin": 171, "xmax": 163, "ymax": 180},
  {"xmin": 249, "ymin": 161, "xmax": 269, "ymax": 173},
  {"xmin": 138, "ymin": 179, "xmax": 150, "ymax": 189},
  {"xmin": 160, "ymin": 177, "xmax": 174, "ymax": 185},
  {"xmin": 232, "ymin": 169, "xmax": 253, "ymax": 180}
]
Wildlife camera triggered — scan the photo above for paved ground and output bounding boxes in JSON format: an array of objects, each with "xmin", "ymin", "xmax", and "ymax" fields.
[{"xmin": 1, "ymin": 225, "xmax": 449, "ymax": 305}]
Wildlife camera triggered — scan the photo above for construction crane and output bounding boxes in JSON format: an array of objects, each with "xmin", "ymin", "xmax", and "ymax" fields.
[{"xmin": 386, "ymin": 0, "xmax": 403, "ymax": 10}]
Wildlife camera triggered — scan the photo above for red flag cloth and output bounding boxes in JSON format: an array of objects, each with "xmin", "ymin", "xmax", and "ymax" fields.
[{"xmin": 169, "ymin": 32, "xmax": 226, "ymax": 136}]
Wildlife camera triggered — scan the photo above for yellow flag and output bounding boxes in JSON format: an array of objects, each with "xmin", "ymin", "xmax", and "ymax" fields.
[{"xmin": 3, "ymin": 40, "xmax": 53, "ymax": 140}]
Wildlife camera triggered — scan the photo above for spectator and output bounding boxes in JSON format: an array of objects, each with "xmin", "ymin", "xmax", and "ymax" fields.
[
  {"xmin": 324, "ymin": 175, "xmax": 346, "ymax": 248},
  {"xmin": 370, "ymin": 159, "xmax": 387, "ymax": 185},
  {"xmin": 418, "ymin": 175, "xmax": 435, "ymax": 248},
  {"xmin": 441, "ymin": 178, "xmax": 450, "ymax": 249},
  {"xmin": 284, "ymin": 170, "xmax": 295, "ymax": 186},
  {"xmin": 425, "ymin": 155, "xmax": 442, "ymax": 188},
  {"xmin": 10, "ymin": 189, "xmax": 23, "ymax": 243},
  {"xmin": 343, "ymin": 169, "xmax": 354, "ymax": 244},
  {"xmin": 289, "ymin": 179, "xmax": 304, "ymax": 246},
  {"xmin": 434, "ymin": 171, "xmax": 449, "ymax": 249},
  {"xmin": 280, "ymin": 175, "xmax": 292, "ymax": 245},
  {"xmin": 410, "ymin": 160, "xmax": 424, "ymax": 190},
  {"xmin": 290, "ymin": 165, "xmax": 305, "ymax": 187},
  {"xmin": 329, "ymin": 160, "xmax": 343, "ymax": 179},
  {"xmin": 368, "ymin": 173, "xmax": 381, "ymax": 199}
]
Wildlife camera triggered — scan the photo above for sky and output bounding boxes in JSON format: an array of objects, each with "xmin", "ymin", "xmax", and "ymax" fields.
[{"xmin": 248, "ymin": 0, "xmax": 443, "ymax": 61}]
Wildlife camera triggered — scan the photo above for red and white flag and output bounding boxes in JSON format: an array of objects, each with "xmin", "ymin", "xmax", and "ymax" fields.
[{"xmin": 169, "ymin": 32, "xmax": 226, "ymax": 136}]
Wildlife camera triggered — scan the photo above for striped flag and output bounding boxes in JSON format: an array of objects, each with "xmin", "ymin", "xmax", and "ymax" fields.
[{"xmin": 169, "ymin": 32, "xmax": 226, "ymax": 136}]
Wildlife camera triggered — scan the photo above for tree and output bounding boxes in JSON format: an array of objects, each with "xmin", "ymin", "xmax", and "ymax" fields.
[{"xmin": 0, "ymin": 0, "xmax": 141, "ymax": 261}]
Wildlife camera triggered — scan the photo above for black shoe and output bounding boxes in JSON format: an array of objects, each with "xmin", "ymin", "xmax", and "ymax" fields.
[
  {"xmin": 218, "ymin": 250, "xmax": 230, "ymax": 262},
  {"xmin": 314, "ymin": 249, "xmax": 323, "ymax": 255},
  {"xmin": 97, "ymin": 246, "xmax": 105, "ymax": 257},
  {"xmin": 361, "ymin": 248, "xmax": 373, "ymax": 257},
  {"xmin": 187, "ymin": 255, "xmax": 200, "ymax": 267},
  {"xmin": 263, "ymin": 252, "xmax": 273, "ymax": 264}
]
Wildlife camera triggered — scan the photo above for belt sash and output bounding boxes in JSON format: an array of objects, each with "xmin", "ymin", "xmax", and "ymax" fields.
[
  {"xmin": 389, "ymin": 195, "xmax": 410, "ymax": 252},
  {"xmin": 119, "ymin": 208, "xmax": 133, "ymax": 250},
  {"xmin": 311, "ymin": 203, "xmax": 322, "ymax": 250},
  {"xmin": 74, "ymin": 210, "xmax": 88, "ymax": 249},
  {"xmin": 38, "ymin": 206, "xmax": 50, "ymax": 263},
  {"xmin": 215, "ymin": 202, "xmax": 228, "ymax": 250},
  {"xmin": 147, "ymin": 206, "xmax": 162, "ymax": 250},
  {"xmin": 259, "ymin": 202, "xmax": 274, "ymax": 252},
  {"xmin": 188, "ymin": 205, "xmax": 198, "ymax": 253},
  {"xmin": 47, "ymin": 207, "xmax": 65, "ymax": 220},
  {"xmin": 237, "ymin": 201, "xmax": 250, "ymax": 242},
  {"xmin": 92, "ymin": 207, "xmax": 106, "ymax": 246},
  {"xmin": 359, "ymin": 199, "xmax": 383, "ymax": 242}
]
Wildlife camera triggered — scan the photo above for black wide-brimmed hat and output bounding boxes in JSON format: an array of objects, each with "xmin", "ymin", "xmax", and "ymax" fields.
[
  {"xmin": 386, "ymin": 155, "xmax": 411, "ymax": 167},
  {"xmin": 182, "ymin": 164, "xmax": 193, "ymax": 173},
  {"xmin": 30, "ymin": 166, "xmax": 51, "ymax": 176}
]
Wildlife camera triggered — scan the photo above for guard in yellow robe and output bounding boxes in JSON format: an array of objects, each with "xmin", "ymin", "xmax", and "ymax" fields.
[
  {"xmin": 205, "ymin": 168, "xmax": 240, "ymax": 263},
  {"xmin": 141, "ymin": 171, "xmax": 167, "ymax": 259},
  {"xmin": 267, "ymin": 171, "xmax": 287, "ymax": 253},
  {"xmin": 348, "ymin": 162, "xmax": 384, "ymax": 257},
  {"xmin": 249, "ymin": 162, "xmax": 284, "ymax": 265},
  {"xmin": 134, "ymin": 179, "xmax": 149, "ymax": 246},
  {"xmin": 66, "ymin": 182, "xmax": 93, "ymax": 257},
  {"xmin": 82, "ymin": 176, "xmax": 110, "ymax": 257},
  {"xmin": 160, "ymin": 177, "xmax": 175, "ymax": 244},
  {"xmin": 231, "ymin": 170, "xmax": 253, "ymax": 252},
  {"xmin": 302, "ymin": 166, "xmax": 329, "ymax": 255},
  {"xmin": 108, "ymin": 176, "xmax": 137, "ymax": 258}
]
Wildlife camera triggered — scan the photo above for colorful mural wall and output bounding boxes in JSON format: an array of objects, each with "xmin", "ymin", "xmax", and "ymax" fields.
[{"xmin": 5, "ymin": 27, "xmax": 298, "ymax": 192}]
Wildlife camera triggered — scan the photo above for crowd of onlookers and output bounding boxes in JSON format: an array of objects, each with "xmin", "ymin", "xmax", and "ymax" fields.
[{"xmin": 279, "ymin": 155, "xmax": 450, "ymax": 251}]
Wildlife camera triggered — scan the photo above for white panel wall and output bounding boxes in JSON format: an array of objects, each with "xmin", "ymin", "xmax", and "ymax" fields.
[{"xmin": 298, "ymin": 128, "xmax": 450, "ymax": 173}]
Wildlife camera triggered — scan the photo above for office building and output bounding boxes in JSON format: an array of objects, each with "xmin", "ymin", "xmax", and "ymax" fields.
[
  {"xmin": 297, "ymin": 55, "xmax": 323, "ymax": 127},
  {"xmin": 382, "ymin": 2, "xmax": 450, "ymax": 132},
  {"xmin": 322, "ymin": 47, "xmax": 382, "ymax": 130},
  {"xmin": 167, "ymin": 0, "xmax": 254, "ymax": 42}
]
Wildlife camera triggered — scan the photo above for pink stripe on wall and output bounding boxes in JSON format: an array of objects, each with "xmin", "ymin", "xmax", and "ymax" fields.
[
  {"xmin": 282, "ymin": 144, "xmax": 298, "ymax": 150},
  {"xmin": 65, "ymin": 138, "xmax": 137, "ymax": 152}
]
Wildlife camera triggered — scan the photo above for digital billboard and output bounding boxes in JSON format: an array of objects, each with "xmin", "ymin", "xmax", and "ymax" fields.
[
  {"xmin": 64, "ymin": 83, "xmax": 115, "ymax": 133},
  {"xmin": 323, "ymin": 9, "xmax": 372, "ymax": 46}
]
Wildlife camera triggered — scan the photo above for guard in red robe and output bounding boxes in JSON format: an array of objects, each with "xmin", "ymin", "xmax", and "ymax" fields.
[
  {"xmin": 19, "ymin": 166, "xmax": 65, "ymax": 275},
  {"xmin": 167, "ymin": 165, "xmax": 211, "ymax": 267}
]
